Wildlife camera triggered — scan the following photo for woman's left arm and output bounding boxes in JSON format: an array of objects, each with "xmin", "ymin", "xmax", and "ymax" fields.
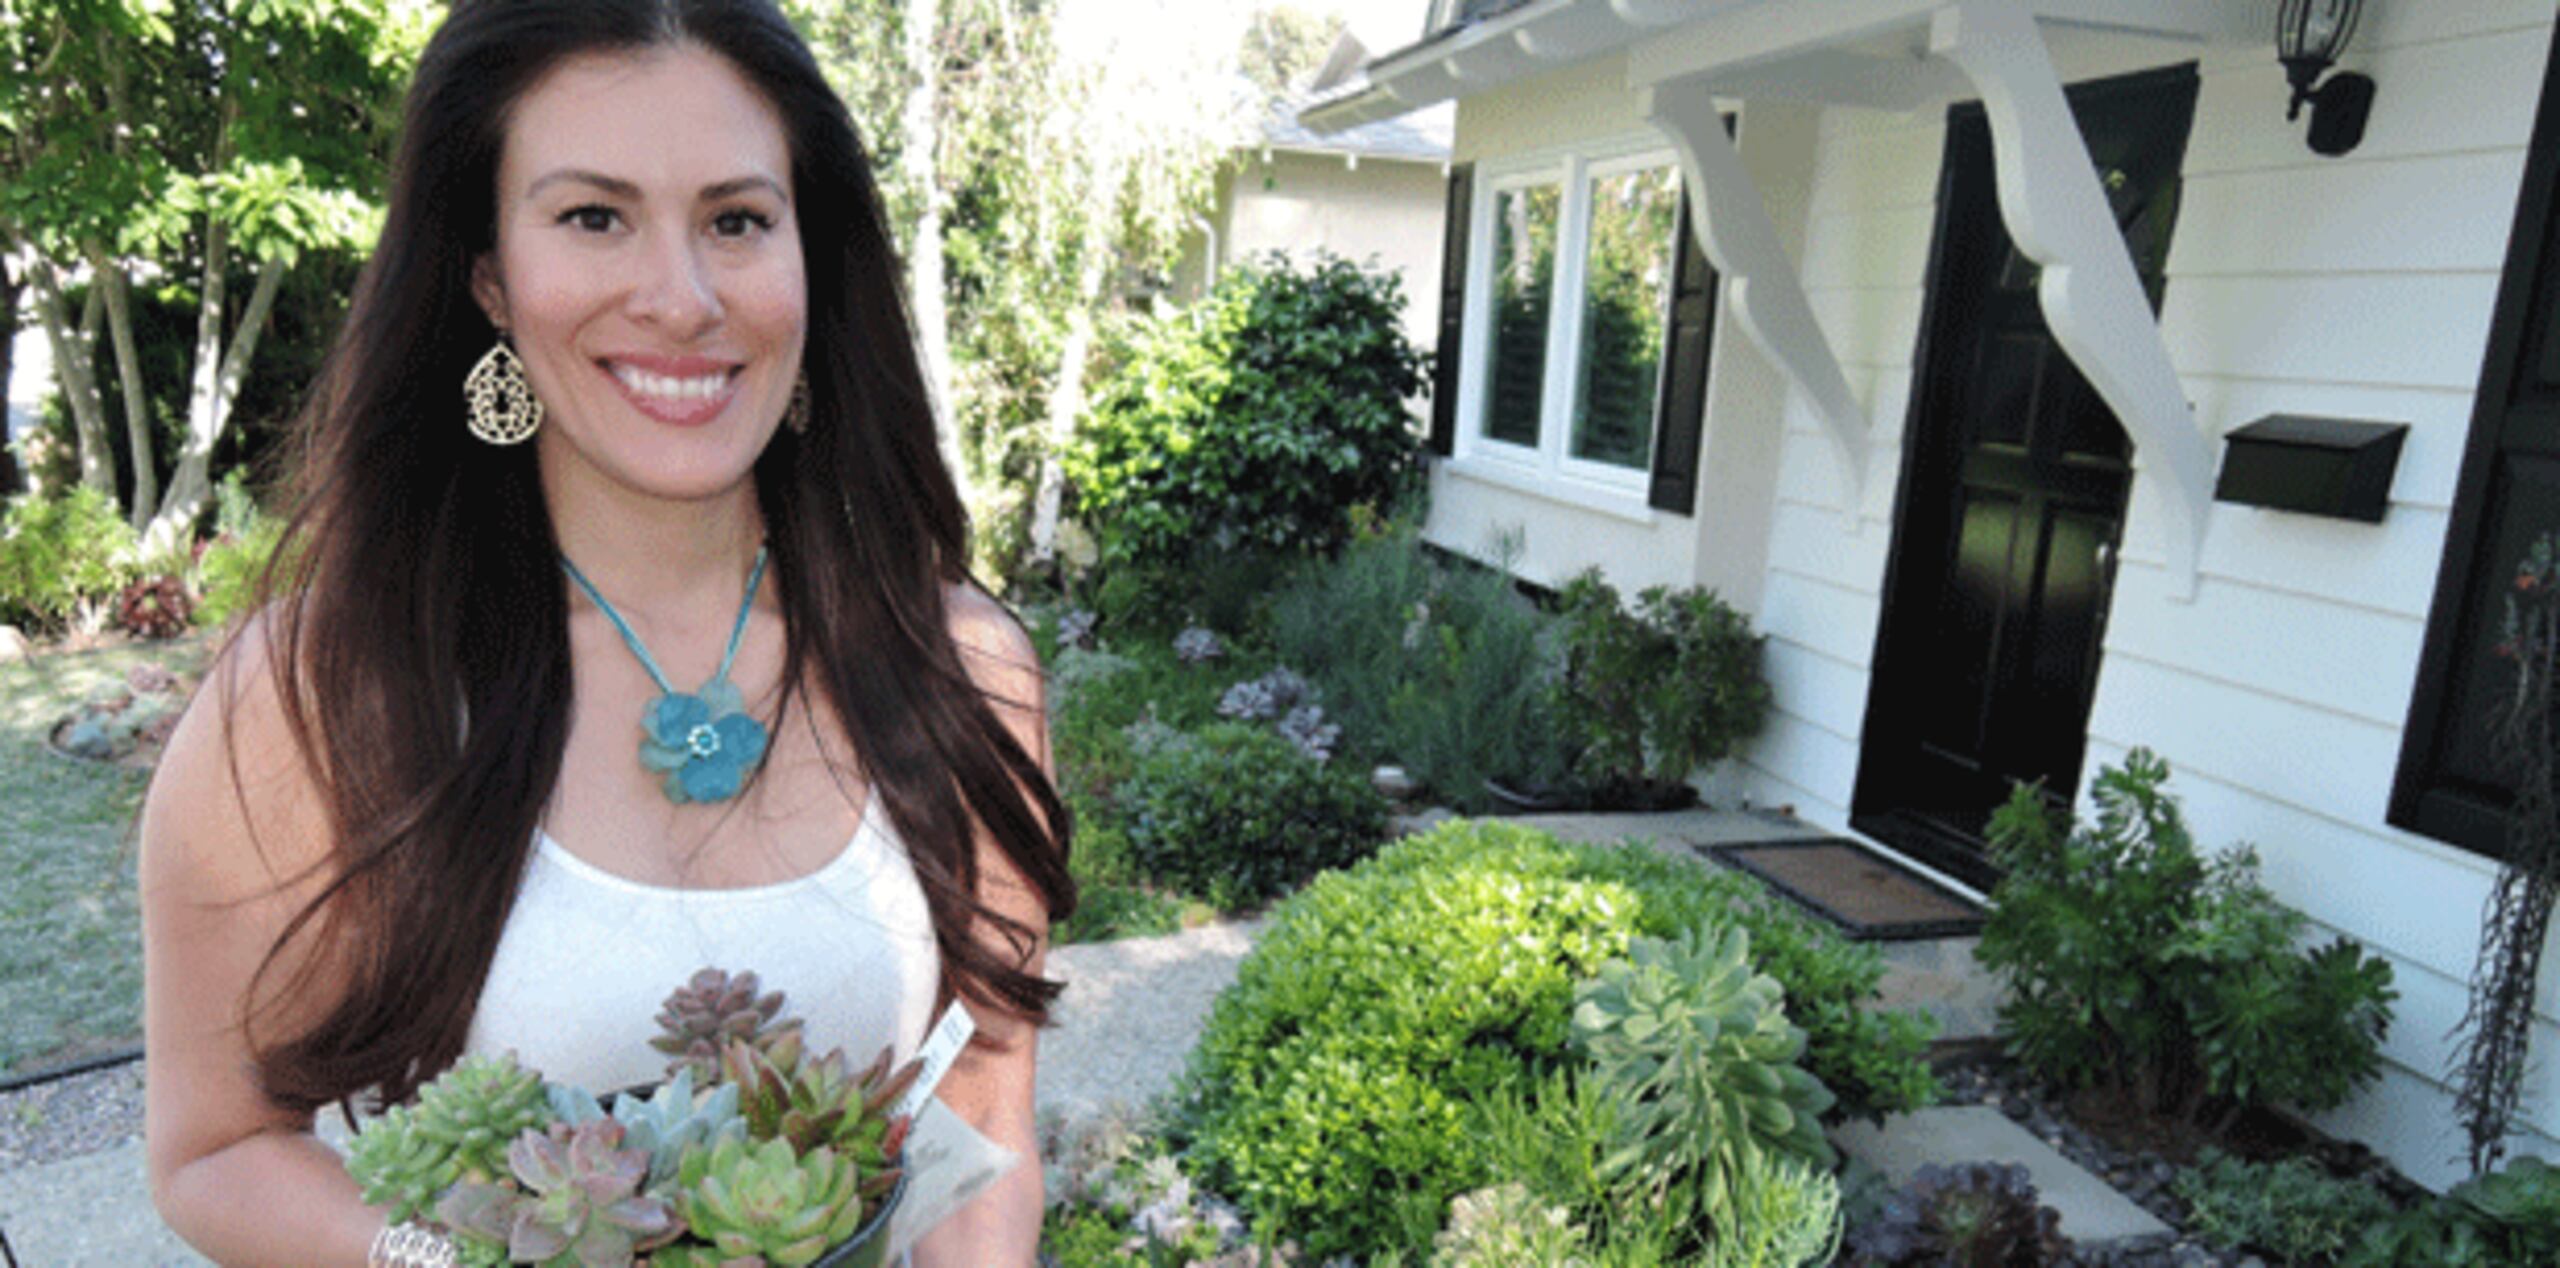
[{"xmin": 913, "ymin": 585, "xmax": 1058, "ymax": 1266}]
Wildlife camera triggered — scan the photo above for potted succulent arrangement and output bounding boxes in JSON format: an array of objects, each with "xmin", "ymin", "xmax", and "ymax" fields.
[{"xmin": 346, "ymin": 969, "xmax": 918, "ymax": 1268}]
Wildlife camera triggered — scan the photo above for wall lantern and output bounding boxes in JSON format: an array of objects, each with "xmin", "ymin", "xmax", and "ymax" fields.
[{"xmin": 2277, "ymin": 0, "xmax": 2376, "ymax": 157}]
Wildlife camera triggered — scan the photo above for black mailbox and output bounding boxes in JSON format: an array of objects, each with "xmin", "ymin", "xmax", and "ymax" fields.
[{"xmin": 2214, "ymin": 414, "xmax": 2408, "ymax": 524}]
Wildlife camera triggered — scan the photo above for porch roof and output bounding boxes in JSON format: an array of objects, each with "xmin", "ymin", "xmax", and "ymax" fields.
[{"xmin": 1303, "ymin": 0, "xmax": 2281, "ymax": 599}]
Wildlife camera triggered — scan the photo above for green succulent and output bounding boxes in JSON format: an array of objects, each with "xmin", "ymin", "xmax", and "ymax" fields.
[
  {"xmin": 653, "ymin": 968, "xmax": 805, "ymax": 1083},
  {"xmin": 721, "ymin": 1035, "xmax": 917, "ymax": 1181},
  {"xmin": 437, "ymin": 1119, "xmax": 680, "ymax": 1267},
  {"xmin": 664, "ymin": 1136, "xmax": 873, "ymax": 1267},
  {"xmin": 1572, "ymin": 925, "xmax": 1838, "ymax": 1239},
  {"xmin": 548, "ymin": 1068, "xmax": 747, "ymax": 1197},
  {"xmin": 347, "ymin": 1052, "xmax": 555, "ymax": 1223},
  {"xmin": 1430, "ymin": 1183, "xmax": 1591, "ymax": 1267}
]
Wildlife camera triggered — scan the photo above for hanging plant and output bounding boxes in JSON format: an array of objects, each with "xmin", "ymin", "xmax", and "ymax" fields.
[{"xmin": 2452, "ymin": 532, "xmax": 2560, "ymax": 1175}]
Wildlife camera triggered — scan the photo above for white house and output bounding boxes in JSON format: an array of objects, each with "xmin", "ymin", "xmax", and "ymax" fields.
[{"xmin": 1304, "ymin": 0, "xmax": 2560, "ymax": 1191}]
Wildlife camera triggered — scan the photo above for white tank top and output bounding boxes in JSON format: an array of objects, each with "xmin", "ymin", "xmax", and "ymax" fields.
[{"xmin": 464, "ymin": 790, "xmax": 942, "ymax": 1094}]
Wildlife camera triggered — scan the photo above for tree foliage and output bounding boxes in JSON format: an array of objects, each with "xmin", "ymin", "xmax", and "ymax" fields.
[{"xmin": 1, "ymin": 0, "xmax": 428, "ymax": 543}]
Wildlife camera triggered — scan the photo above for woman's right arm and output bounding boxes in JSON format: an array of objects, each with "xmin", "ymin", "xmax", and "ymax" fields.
[{"xmin": 141, "ymin": 621, "xmax": 392, "ymax": 1265}]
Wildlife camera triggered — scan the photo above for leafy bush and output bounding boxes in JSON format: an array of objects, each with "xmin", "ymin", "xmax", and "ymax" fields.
[
  {"xmin": 2174, "ymin": 1149, "xmax": 2392, "ymax": 1264},
  {"xmin": 1571, "ymin": 926, "xmax": 1836, "ymax": 1248},
  {"xmin": 193, "ymin": 481, "xmax": 289, "ymax": 630},
  {"xmin": 1270, "ymin": 526, "xmax": 1571, "ymax": 810},
  {"xmin": 0, "ymin": 485, "xmax": 135, "ymax": 632},
  {"xmin": 1117, "ymin": 722, "xmax": 1388, "ymax": 910},
  {"xmin": 1845, "ymin": 1162, "xmax": 2071, "ymax": 1267},
  {"xmin": 1176, "ymin": 819, "xmax": 1935, "ymax": 1257},
  {"xmin": 1977, "ymin": 749, "xmax": 2397, "ymax": 1129},
  {"xmin": 2347, "ymin": 1154, "xmax": 2560, "ymax": 1268},
  {"xmin": 1066, "ymin": 253, "xmax": 1427, "ymax": 570},
  {"xmin": 1553, "ymin": 569, "xmax": 1771, "ymax": 786}
]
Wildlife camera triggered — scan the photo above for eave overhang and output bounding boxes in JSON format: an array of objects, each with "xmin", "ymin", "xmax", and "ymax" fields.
[{"xmin": 1311, "ymin": 0, "xmax": 2276, "ymax": 598}]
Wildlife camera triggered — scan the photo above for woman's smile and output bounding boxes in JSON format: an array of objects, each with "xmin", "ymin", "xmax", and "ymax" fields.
[{"xmin": 597, "ymin": 353, "xmax": 747, "ymax": 426}]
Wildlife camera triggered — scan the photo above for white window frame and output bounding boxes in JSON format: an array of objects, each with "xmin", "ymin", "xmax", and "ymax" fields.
[{"xmin": 1455, "ymin": 133, "xmax": 1684, "ymax": 505}]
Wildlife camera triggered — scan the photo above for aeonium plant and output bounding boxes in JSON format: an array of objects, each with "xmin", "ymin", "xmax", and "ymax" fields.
[{"xmin": 344, "ymin": 968, "xmax": 919, "ymax": 1267}]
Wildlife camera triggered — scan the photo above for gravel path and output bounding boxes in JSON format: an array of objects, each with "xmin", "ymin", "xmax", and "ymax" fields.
[{"xmin": 0, "ymin": 1059, "xmax": 145, "ymax": 1172}]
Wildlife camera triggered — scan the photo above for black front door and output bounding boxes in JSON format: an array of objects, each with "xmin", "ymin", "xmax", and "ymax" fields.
[{"xmin": 1853, "ymin": 65, "xmax": 2199, "ymax": 890}]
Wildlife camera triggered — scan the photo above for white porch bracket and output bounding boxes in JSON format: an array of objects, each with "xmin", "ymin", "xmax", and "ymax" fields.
[
  {"xmin": 1929, "ymin": 0, "xmax": 2213, "ymax": 599},
  {"xmin": 1643, "ymin": 77, "xmax": 1870, "ymax": 530}
]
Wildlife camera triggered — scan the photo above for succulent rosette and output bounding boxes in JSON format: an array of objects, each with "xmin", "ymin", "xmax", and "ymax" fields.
[{"xmin": 348, "ymin": 970, "xmax": 912, "ymax": 1266}]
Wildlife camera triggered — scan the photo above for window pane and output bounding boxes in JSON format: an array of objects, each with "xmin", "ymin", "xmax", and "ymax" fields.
[
  {"xmin": 1482, "ymin": 183, "xmax": 1559, "ymax": 448},
  {"xmin": 1571, "ymin": 165, "xmax": 1680, "ymax": 470}
]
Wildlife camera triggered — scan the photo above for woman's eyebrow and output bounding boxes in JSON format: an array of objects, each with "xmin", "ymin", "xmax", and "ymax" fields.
[{"xmin": 524, "ymin": 169, "xmax": 786, "ymax": 203}]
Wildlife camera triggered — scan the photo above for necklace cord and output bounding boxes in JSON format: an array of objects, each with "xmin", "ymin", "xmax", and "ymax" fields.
[{"xmin": 559, "ymin": 546, "xmax": 769, "ymax": 695}]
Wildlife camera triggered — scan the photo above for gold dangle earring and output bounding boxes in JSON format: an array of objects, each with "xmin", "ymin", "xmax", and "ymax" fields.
[
  {"xmin": 784, "ymin": 374, "xmax": 812, "ymax": 435},
  {"xmin": 465, "ymin": 335, "xmax": 543, "ymax": 445}
]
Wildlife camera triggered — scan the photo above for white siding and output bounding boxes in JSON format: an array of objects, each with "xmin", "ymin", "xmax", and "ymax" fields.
[
  {"xmin": 1431, "ymin": 0, "xmax": 2558, "ymax": 1191},
  {"xmin": 2100, "ymin": 16, "xmax": 2556, "ymax": 1187}
]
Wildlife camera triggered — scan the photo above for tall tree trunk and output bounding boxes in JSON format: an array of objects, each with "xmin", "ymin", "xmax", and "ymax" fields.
[
  {"xmin": 1028, "ymin": 245, "xmax": 1109, "ymax": 564},
  {"xmin": 26, "ymin": 257, "xmax": 116, "ymax": 497},
  {"xmin": 91, "ymin": 248, "xmax": 158, "ymax": 528},
  {"xmin": 0, "ymin": 254, "xmax": 20, "ymax": 494},
  {"xmin": 144, "ymin": 250, "xmax": 284, "ymax": 556},
  {"xmin": 900, "ymin": 0, "xmax": 962, "ymax": 494}
]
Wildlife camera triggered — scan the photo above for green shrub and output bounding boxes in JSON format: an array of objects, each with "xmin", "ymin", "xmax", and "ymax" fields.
[
  {"xmin": 1118, "ymin": 722, "xmax": 1386, "ymax": 911},
  {"xmin": 2174, "ymin": 1150, "xmax": 2392, "ymax": 1264},
  {"xmin": 0, "ymin": 485, "xmax": 136, "ymax": 631},
  {"xmin": 1066, "ymin": 253, "xmax": 1427, "ymax": 571},
  {"xmin": 1270, "ymin": 526, "xmax": 1571, "ymax": 809},
  {"xmin": 2345, "ymin": 1154, "xmax": 2560, "ymax": 1268},
  {"xmin": 189, "ymin": 486, "xmax": 285, "ymax": 630},
  {"xmin": 1175, "ymin": 819, "xmax": 1936, "ymax": 1257},
  {"xmin": 1977, "ymin": 750, "xmax": 2397, "ymax": 1130},
  {"xmin": 1553, "ymin": 568, "xmax": 1771, "ymax": 786}
]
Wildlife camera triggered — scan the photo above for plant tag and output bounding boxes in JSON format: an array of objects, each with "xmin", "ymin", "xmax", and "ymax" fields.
[{"xmin": 895, "ymin": 1001, "xmax": 975, "ymax": 1119}]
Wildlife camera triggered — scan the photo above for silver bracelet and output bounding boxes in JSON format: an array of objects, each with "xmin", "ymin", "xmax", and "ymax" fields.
[{"xmin": 368, "ymin": 1221, "xmax": 457, "ymax": 1268}]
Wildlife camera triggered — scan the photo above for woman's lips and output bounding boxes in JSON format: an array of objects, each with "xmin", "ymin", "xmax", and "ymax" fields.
[{"xmin": 597, "ymin": 358, "xmax": 743, "ymax": 427}]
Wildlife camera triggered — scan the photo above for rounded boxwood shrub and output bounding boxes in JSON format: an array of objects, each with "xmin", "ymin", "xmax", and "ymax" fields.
[
  {"xmin": 1174, "ymin": 821, "xmax": 1939, "ymax": 1258},
  {"xmin": 1118, "ymin": 722, "xmax": 1387, "ymax": 910}
]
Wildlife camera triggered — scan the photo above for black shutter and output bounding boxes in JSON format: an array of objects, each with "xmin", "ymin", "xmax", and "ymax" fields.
[
  {"xmin": 1648, "ymin": 188, "xmax": 1717, "ymax": 513},
  {"xmin": 2391, "ymin": 19, "xmax": 2560, "ymax": 856},
  {"xmin": 1429, "ymin": 163, "xmax": 1473, "ymax": 457}
]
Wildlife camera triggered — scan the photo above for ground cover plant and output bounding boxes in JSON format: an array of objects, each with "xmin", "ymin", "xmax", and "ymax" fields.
[
  {"xmin": 1169, "ymin": 819, "xmax": 1934, "ymax": 1259},
  {"xmin": 0, "ymin": 633, "xmax": 211, "ymax": 1075},
  {"xmin": 1977, "ymin": 749, "xmax": 2397, "ymax": 1138}
]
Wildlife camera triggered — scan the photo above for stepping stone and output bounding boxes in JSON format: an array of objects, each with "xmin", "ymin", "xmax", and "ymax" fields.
[
  {"xmin": 0, "ymin": 1138, "xmax": 207, "ymax": 1266},
  {"xmin": 1833, "ymin": 1105, "xmax": 2170, "ymax": 1245}
]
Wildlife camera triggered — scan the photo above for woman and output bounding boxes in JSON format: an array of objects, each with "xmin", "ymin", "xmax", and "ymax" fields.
[{"xmin": 137, "ymin": 1, "xmax": 1072, "ymax": 1262}]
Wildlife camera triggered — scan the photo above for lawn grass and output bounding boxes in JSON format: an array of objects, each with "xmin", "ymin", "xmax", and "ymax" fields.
[{"xmin": 0, "ymin": 632, "xmax": 210, "ymax": 1078}]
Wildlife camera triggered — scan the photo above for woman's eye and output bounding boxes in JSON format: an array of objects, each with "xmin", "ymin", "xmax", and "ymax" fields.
[
  {"xmin": 712, "ymin": 208, "xmax": 776, "ymax": 238},
  {"xmin": 558, "ymin": 205, "xmax": 619, "ymax": 233}
]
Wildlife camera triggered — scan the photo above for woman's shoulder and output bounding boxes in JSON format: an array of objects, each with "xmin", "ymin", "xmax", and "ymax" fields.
[
  {"xmin": 942, "ymin": 582, "xmax": 1038, "ymax": 689},
  {"xmin": 143, "ymin": 606, "xmax": 335, "ymax": 896}
]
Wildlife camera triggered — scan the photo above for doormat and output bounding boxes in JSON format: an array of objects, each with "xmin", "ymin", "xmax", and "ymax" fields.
[{"xmin": 1702, "ymin": 839, "xmax": 1986, "ymax": 942}]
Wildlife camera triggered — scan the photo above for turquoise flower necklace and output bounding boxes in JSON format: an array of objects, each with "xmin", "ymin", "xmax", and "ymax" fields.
[{"xmin": 561, "ymin": 546, "xmax": 770, "ymax": 805}]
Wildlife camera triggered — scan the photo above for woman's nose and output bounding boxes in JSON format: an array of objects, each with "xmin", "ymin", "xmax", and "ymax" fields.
[{"xmin": 627, "ymin": 227, "xmax": 722, "ymax": 332}]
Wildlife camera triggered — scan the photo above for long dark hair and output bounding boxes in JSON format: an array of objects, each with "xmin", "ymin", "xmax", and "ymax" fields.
[{"xmin": 227, "ymin": 0, "xmax": 1072, "ymax": 1114}]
